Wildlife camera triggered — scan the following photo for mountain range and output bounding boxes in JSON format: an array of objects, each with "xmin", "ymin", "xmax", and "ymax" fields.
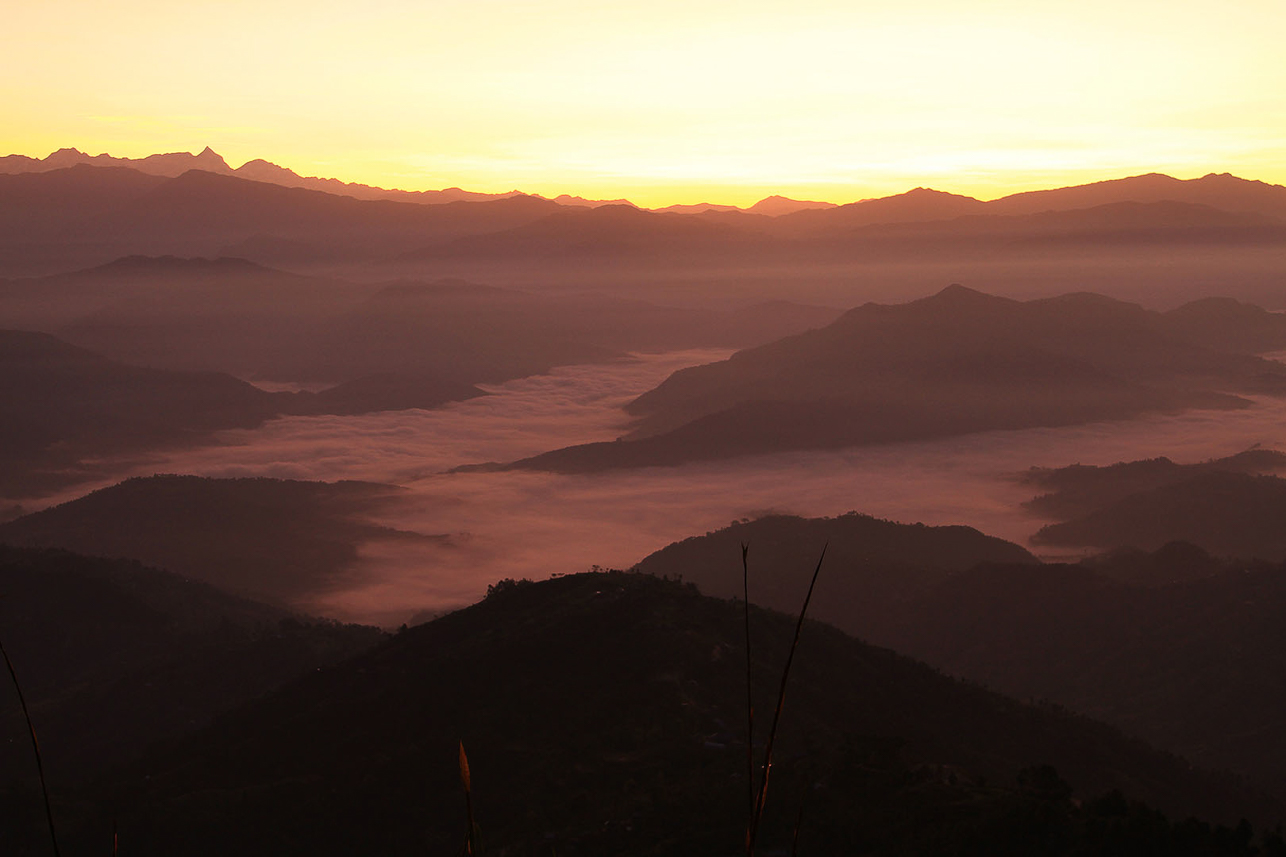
[
  {"xmin": 502, "ymin": 285, "xmax": 1286, "ymax": 472},
  {"xmin": 3, "ymin": 152, "xmax": 1284, "ymax": 303},
  {"xmin": 0, "ymin": 475, "xmax": 435, "ymax": 604},
  {"xmin": 0, "ymin": 147, "xmax": 839, "ymax": 215},
  {"xmin": 0, "ymin": 328, "xmax": 483, "ymax": 497},
  {"xmin": 14, "ymin": 568, "xmax": 1277, "ymax": 856}
]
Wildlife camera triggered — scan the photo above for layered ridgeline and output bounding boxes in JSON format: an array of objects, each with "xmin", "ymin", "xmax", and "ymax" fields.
[
  {"xmin": 2, "ymin": 162, "xmax": 1284, "ymax": 293},
  {"xmin": 633, "ymin": 512, "xmax": 1039, "ymax": 635},
  {"xmin": 0, "ymin": 476, "xmax": 437, "ymax": 605},
  {"xmin": 0, "ymin": 146, "xmax": 832, "ymax": 213},
  {"xmin": 29, "ymin": 571, "xmax": 1282, "ymax": 856},
  {"xmin": 874, "ymin": 546, "xmax": 1286, "ymax": 807},
  {"xmin": 1021, "ymin": 451, "xmax": 1286, "ymax": 560},
  {"xmin": 506, "ymin": 286, "xmax": 1286, "ymax": 472},
  {"xmin": 0, "ymin": 256, "xmax": 839, "ymax": 383},
  {"xmin": 637, "ymin": 513, "xmax": 1286, "ymax": 814},
  {"xmin": 0, "ymin": 546, "xmax": 384, "ymax": 791},
  {"xmin": 0, "ymin": 330, "xmax": 482, "ymax": 498}
]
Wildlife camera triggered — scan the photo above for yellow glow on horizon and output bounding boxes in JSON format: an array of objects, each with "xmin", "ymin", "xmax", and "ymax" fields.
[{"xmin": 4, "ymin": 0, "xmax": 1284, "ymax": 207}]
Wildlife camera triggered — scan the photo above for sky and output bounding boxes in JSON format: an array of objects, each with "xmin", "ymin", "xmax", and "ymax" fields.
[{"xmin": 5, "ymin": 0, "xmax": 1285, "ymax": 207}]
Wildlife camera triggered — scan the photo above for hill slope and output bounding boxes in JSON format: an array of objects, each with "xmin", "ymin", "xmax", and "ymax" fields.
[
  {"xmin": 0, "ymin": 475, "xmax": 437, "ymax": 604},
  {"xmin": 48, "ymin": 571, "xmax": 1280, "ymax": 856},
  {"xmin": 508, "ymin": 286, "xmax": 1286, "ymax": 471},
  {"xmin": 0, "ymin": 546, "xmax": 384, "ymax": 788},
  {"xmin": 874, "ymin": 549, "xmax": 1286, "ymax": 802},
  {"xmin": 634, "ymin": 512, "xmax": 1038, "ymax": 636}
]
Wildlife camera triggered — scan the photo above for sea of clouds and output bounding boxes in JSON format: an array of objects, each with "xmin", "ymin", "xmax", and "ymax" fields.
[{"xmin": 65, "ymin": 349, "xmax": 1286, "ymax": 625}]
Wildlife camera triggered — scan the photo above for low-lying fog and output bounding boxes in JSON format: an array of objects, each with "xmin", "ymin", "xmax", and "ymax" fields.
[{"xmin": 77, "ymin": 349, "xmax": 1286, "ymax": 626}]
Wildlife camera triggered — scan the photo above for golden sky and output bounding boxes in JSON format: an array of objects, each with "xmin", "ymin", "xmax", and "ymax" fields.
[{"xmin": 5, "ymin": 0, "xmax": 1284, "ymax": 207}]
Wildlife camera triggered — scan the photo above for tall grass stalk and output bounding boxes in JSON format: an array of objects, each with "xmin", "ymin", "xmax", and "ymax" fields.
[
  {"xmin": 459, "ymin": 740, "xmax": 477, "ymax": 856},
  {"xmin": 1, "ymin": 637, "xmax": 61, "ymax": 857},
  {"xmin": 745, "ymin": 544, "xmax": 827, "ymax": 857},
  {"xmin": 741, "ymin": 542, "xmax": 755, "ymax": 824}
]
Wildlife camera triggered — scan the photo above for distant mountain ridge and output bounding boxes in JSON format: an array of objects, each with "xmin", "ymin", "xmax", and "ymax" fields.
[
  {"xmin": 2, "ymin": 153, "xmax": 1284, "ymax": 285},
  {"xmin": 10, "ymin": 147, "xmax": 1280, "ymax": 222},
  {"xmin": 0, "ymin": 147, "xmax": 843, "ymax": 215},
  {"xmin": 0, "ymin": 146, "xmax": 525, "ymax": 204}
]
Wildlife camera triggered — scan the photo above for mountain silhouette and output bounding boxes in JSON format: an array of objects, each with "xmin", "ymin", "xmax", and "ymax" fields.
[
  {"xmin": 46, "ymin": 571, "xmax": 1281, "ymax": 855},
  {"xmin": 745, "ymin": 194, "xmax": 838, "ymax": 216},
  {"xmin": 1020, "ymin": 449, "xmax": 1286, "ymax": 519},
  {"xmin": 0, "ymin": 545, "xmax": 382, "ymax": 789},
  {"xmin": 0, "ymin": 475, "xmax": 439, "ymax": 604},
  {"xmin": 1032, "ymin": 470, "xmax": 1286, "ymax": 560},
  {"xmin": 874, "ymin": 546, "xmax": 1286, "ymax": 803},
  {"xmin": 0, "ymin": 330, "xmax": 484, "ymax": 497},
  {"xmin": 634, "ymin": 512, "xmax": 1037, "ymax": 636},
  {"xmin": 504, "ymin": 286, "xmax": 1286, "ymax": 472}
]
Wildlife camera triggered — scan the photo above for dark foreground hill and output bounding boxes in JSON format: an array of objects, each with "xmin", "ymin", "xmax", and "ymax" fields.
[
  {"xmin": 505, "ymin": 286, "xmax": 1286, "ymax": 472},
  {"xmin": 639, "ymin": 515, "xmax": 1286, "ymax": 807},
  {"xmin": 0, "ymin": 475, "xmax": 439, "ymax": 604},
  {"xmin": 35, "ymin": 571, "xmax": 1282, "ymax": 856},
  {"xmin": 873, "ymin": 547, "xmax": 1286, "ymax": 803},
  {"xmin": 0, "ymin": 546, "xmax": 384, "ymax": 789}
]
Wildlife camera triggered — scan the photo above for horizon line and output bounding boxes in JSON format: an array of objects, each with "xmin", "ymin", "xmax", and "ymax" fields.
[{"xmin": 0, "ymin": 145, "xmax": 1272, "ymax": 212}]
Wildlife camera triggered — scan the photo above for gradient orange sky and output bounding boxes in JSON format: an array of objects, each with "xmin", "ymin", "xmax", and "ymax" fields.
[{"xmin": 5, "ymin": 0, "xmax": 1284, "ymax": 207}]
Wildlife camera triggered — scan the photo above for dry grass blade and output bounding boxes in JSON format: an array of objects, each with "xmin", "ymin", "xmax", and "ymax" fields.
[
  {"xmin": 742, "ymin": 541, "xmax": 755, "ymax": 824},
  {"xmin": 746, "ymin": 543, "xmax": 827, "ymax": 857},
  {"xmin": 1, "ymin": 637, "xmax": 62, "ymax": 857},
  {"xmin": 459, "ymin": 740, "xmax": 477, "ymax": 856}
]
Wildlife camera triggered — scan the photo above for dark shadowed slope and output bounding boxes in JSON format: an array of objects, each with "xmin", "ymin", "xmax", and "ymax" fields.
[
  {"xmin": 0, "ymin": 255, "xmax": 378, "ymax": 378},
  {"xmin": 0, "ymin": 166, "xmax": 167, "ymax": 244},
  {"xmin": 1160, "ymin": 297, "xmax": 1286, "ymax": 354},
  {"xmin": 0, "ymin": 256, "xmax": 841, "ymax": 384},
  {"xmin": 0, "ymin": 330, "xmax": 482, "ymax": 497},
  {"xmin": 507, "ymin": 286, "xmax": 1286, "ymax": 472},
  {"xmin": 0, "ymin": 165, "xmax": 565, "ymax": 274},
  {"xmin": 0, "ymin": 476, "xmax": 439, "ymax": 603},
  {"xmin": 406, "ymin": 201, "xmax": 773, "ymax": 264},
  {"xmin": 0, "ymin": 330, "xmax": 284, "ymax": 496},
  {"xmin": 0, "ymin": 546, "xmax": 383, "ymax": 787},
  {"xmin": 306, "ymin": 278, "xmax": 841, "ymax": 384},
  {"xmin": 1020, "ymin": 449, "xmax": 1286, "ymax": 519},
  {"xmin": 874, "ymin": 548, "xmax": 1286, "ymax": 803},
  {"xmin": 49, "ymin": 571, "xmax": 1280, "ymax": 857},
  {"xmin": 634, "ymin": 512, "xmax": 1037, "ymax": 637},
  {"xmin": 1032, "ymin": 471, "xmax": 1286, "ymax": 560}
]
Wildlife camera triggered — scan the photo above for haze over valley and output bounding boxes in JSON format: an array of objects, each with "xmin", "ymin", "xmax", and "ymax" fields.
[{"xmin": 7, "ymin": 135, "xmax": 1286, "ymax": 853}]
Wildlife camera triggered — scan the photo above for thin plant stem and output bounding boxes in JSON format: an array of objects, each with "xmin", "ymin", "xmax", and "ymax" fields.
[
  {"xmin": 1, "ymin": 637, "xmax": 61, "ymax": 857},
  {"xmin": 742, "ymin": 542, "xmax": 755, "ymax": 824},
  {"xmin": 791, "ymin": 798, "xmax": 805, "ymax": 856},
  {"xmin": 746, "ymin": 544, "xmax": 827, "ymax": 857},
  {"xmin": 459, "ymin": 740, "xmax": 476, "ymax": 856}
]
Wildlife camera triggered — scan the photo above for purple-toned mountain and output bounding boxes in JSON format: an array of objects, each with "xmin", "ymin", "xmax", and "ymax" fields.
[
  {"xmin": 0, "ymin": 146, "xmax": 524, "ymax": 203},
  {"xmin": 988, "ymin": 172, "xmax": 1286, "ymax": 219},
  {"xmin": 500, "ymin": 285, "xmax": 1286, "ymax": 472}
]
